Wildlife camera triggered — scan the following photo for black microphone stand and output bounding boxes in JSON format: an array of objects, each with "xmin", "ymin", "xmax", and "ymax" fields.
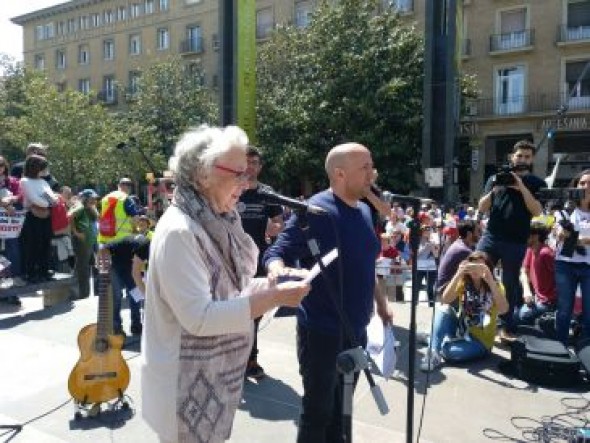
[
  {"xmin": 392, "ymin": 197, "xmax": 422, "ymax": 443},
  {"xmin": 294, "ymin": 209, "xmax": 389, "ymax": 443}
]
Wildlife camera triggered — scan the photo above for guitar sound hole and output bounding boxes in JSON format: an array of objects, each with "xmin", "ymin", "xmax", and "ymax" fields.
[{"xmin": 94, "ymin": 338, "xmax": 110, "ymax": 353}]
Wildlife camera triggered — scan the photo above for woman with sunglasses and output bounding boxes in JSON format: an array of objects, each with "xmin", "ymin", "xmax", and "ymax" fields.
[
  {"xmin": 141, "ymin": 125, "xmax": 310, "ymax": 443},
  {"xmin": 421, "ymin": 251, "xmax": 508, "ymax": 372}
]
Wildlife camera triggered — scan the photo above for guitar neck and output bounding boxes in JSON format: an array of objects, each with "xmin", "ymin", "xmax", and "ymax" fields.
[{"xmin": 96, "ymin": 271, "xmax": 112, "ymax": 338}]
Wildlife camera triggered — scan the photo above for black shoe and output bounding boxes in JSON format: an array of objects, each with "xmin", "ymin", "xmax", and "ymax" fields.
[
  {"xmin": 245, "ymin": 360, "xmax": 265, "ymax": 379},
  {"xmin": 130, "ymin": 324, "xmax": 143, "ymax": 336}
]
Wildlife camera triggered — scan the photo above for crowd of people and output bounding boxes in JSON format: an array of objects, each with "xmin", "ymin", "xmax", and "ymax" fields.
[{"xmin": 1, "ymin": 132, "xmax": 589, "ymax": 443}]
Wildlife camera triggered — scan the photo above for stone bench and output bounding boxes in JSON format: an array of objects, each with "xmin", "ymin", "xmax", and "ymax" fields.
[{"xmin": 0, "ymin": 273, "xmax": 77, "ymax": 307}]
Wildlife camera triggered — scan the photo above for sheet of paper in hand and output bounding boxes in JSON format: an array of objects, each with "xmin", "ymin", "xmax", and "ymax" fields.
[{"xmin": 259, "ymin": 248, "xmax": 339, "ymax": 332}]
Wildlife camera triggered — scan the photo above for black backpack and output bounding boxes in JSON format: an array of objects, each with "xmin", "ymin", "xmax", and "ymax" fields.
[{"xmin": 511, "ymin": 334, "xmax": 581, "ymax": 387}]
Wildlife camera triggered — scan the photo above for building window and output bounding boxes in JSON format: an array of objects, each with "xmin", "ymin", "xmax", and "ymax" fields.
[
  {"xmin": 129, "ymin": 34, "xmax": 142, "ymax": 55},
  {"xmin": 78, "ymin": 44, "xmax": 90, "ymax": 65},
  {"xmin": 157, "ymin": 28, "xmax": 170, "ymax": 50},
  {"xmin": 36, "ymin": 23, "xmax": 55, "ymax": 40},
  {"xmin": 159, "ymin": 0, "xmax": 169, "ymax": 11},
  {"xmin": 102, "ymin": 76, "xmax": 117, "ymax": 104},
  {"xmin": 256, "ymin": 8, "xmax": 274, "ymax": 39},
  {"xmin": 495, "ymin": 8, "xmax": 528, "ymax": 51},
  {"xmin": 565, "ymin": 0, "xmax": 590, "ymax": 41},
  {"xmin": 130, "ymin": 3, "xmax": 143, "ymax": 19},
  {"xmin": 67, "ymin": 18, "xmax": 77, "ymax": 33},
  {"xmin": 383, "ymin": 0, "xmax": 413, "ymax": 13},
  {"xmin": 91, "ymin": 13, "xmax": 101, "ymax": 27},
  {"xmin": 34, "ymin": 54, "xmax": 45, "ymax": 70},
  {"xmin": 295, "ymin": 1, "xmax": 313, "ymax": 29},
  {"xmin": 78, "ymin": 78, "xmax": 91, "ymax": 95},
  {"xmin": 56, "ymin": 49, "xmax": 67, "ymax": 69},
  {"xmin": 187, "ymin": 63, "xmax": 205, "ymax": 86},
  {"xmin": 182, "ymin": 26, "xmax": 202, "ymax": 53},
  {"xmin": 56, "ymin": 82, "xmax": 67, "ymax": 93},
  {"xmin": 104, "ymin": 39, "xmax": 115, "ymax": 60},
  {"xmin": 118, "ymin": 6, "xmax": 127, "ymax": 21},
  {"xmin": 212, "ymin": 33, "xmax": 219, "ymax": 51},
  {"xmin": 128, "ymin": 71, "xmax": 141, "ymax": 96},
  {"xmin": 566, "ymin": 60, "xmax": 590, "ymax": 109},
  {"xmin": 495, "ymin": 65, "xmax": 525, "ymax": 115},
  {"xmin": 79, "ymin": 15, "xmax": 89, "ymax": 30},
  {"xmin": 104, "ymin": 9, "xmax": 114, "ymax": 24},
  {"xmin": 185, "ymin": 0, "xmax": 202, "ymax": 4},
  {"xmin": 57, "ymin": 21, "xmax": 65, "ymax": 36},
  {"xmin": 145, "ymin": 0, "xmax": 155, "ymax": 14}
]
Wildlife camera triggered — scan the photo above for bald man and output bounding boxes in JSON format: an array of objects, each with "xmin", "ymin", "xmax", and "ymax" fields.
[{"xmin": 264, "ymin": 143, "xmax": 393, "ymax": 443}]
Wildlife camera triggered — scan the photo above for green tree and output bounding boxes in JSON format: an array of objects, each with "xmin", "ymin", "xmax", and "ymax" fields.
[
  {"xmin": 257, "ymin": 0, "xmax": 424, "ymax": 194},
  {"xmin": 125, "ymin": 57, "xmax": 218, "ymax": 163},
  {"xmin": 1, "ymin": 73, "xmax": 128, "ymax": 189}
]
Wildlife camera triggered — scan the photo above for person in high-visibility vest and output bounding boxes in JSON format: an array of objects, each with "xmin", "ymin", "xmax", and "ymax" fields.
[{"xmin": 98, "ymin": 177, "xmax": 145, "ymax": 336}]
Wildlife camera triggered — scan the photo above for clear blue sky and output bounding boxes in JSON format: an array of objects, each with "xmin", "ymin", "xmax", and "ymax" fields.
[{"xmin": 1, "ymin": 0, "xmax": 68, "ymax": 61}]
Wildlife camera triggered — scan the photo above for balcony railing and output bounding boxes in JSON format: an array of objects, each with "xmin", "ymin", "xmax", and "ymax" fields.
[
  {"xmin": 557, "ymin": 24, "xmax": 590, "ymax": 43},
  {"xmin": 180, "ymin": 37, "xmax": 204, "ymax": 54},
  {"xmin": 489, "ymin": 29, "xmax": 534, "ymax": 52},
  {"xmin": 97, "ymin": 88, "xmax": 118, "ymax": 105},
  {"xmin": 465, "ymin": 92, "xmax": 590, "ymax": 118}
]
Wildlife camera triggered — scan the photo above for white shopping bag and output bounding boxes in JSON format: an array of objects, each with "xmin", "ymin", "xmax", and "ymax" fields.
[{"xmin": 366, "ymin": 315, "xmax": 397, "ymax": 378}]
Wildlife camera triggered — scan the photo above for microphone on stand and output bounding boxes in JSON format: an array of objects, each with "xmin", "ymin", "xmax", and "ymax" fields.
[{"xmin": 257, "ymin": 189, "xmax": 328, "ymax": 215}]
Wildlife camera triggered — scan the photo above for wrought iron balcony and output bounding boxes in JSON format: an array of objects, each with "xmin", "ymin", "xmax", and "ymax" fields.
[
  {"xmin": 464, "ymin": 92, "xmax": 590, "ymax": 118},
  {"xmin": 489, "ymin": 29, "xmax": 534, "ymax": 52},
  {"xmin": 180, "ymin": 37, "xmax": 204, "ymax": 54},
  {"xmin": 557, "ymin": 24, "xmax": 590, "ymax": 43}
]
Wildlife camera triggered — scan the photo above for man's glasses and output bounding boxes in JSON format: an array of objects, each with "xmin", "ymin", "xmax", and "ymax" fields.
[{"xmin": 214, "ymin": 164, "xmax": 249, "ymax": 181}]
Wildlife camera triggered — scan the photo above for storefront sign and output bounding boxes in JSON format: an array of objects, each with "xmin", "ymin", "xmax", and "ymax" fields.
[
  {"xmin": 471, "ymin": 149, "xmax": 479, "ymax": 171},
  {"xmin": 540, "ymin": 116, "xmax": 589, "ymax": 131},
  {"xmin": 459, "ymin": 121, "xmax": 479, "ymax": 136}
]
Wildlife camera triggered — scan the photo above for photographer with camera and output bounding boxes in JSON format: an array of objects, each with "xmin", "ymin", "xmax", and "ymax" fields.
[
  {"xmin": 555, "ymin": 170, "xmax": 590, "ymax": 345},
  {"xmin": 477, "ymin": 140, "xmax": 546, "ymax": 341}
]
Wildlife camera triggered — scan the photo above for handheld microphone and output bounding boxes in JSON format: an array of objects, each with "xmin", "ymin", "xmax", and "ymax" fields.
[{"xmin": 257, "ymin": 189, "xmax": 328, "ymax": 215}]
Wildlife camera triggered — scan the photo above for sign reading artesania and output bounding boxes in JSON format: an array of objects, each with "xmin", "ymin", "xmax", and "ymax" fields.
[{"xmin": 540, "ymin": 116, "xmax": 589, "ymax": 131}]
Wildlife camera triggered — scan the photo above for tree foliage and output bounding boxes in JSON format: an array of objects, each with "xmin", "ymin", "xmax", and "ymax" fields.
[
  {"xmin": 257, "ymin": 0, "xmax": 425, "ymax": 194},
  {"xmin": 125, "ymin": 57, "xmax": 218, "ymax": 160},
  {"xmin": 0, "ymin": 61, "xmax": 128, "ymax": 189}
]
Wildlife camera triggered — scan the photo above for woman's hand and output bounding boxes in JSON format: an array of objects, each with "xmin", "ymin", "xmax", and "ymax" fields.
[
  {"xmin": 274, "ymin": 280, "xmax": 310, "ymax": 307},
  {"xmin": 267, "ymin": 266, "xmax": 310, "ymax": 286}
]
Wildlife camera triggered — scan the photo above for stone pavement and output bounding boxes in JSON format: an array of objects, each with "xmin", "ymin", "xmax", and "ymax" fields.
[{"xmin": 0, "ymin": 294, "xmax": 588, "ymax": 443}]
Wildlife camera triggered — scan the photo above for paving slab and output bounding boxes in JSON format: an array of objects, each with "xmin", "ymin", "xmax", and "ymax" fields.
[{"xmin": 0, "ymin": 295, "xmax": 587, "ymax": 443}]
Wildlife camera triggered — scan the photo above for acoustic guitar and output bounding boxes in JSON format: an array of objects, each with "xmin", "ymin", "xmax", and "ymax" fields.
[{"xmin": 68, "ymin": 249, "xmax": 130, "ymax": 404}]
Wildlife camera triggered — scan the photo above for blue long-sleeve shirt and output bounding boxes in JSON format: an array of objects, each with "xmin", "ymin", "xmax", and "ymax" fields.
[{"xmin": 263, "ymin": 190, "xmax": 380, "ymax": 337}]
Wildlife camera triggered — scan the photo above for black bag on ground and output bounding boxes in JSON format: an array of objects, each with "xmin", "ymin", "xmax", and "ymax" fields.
[{"xmin": 511, "ymin": 334, "xmax": 581, "ymax": 387}]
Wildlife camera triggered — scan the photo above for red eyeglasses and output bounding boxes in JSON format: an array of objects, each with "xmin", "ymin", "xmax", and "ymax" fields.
[{"xmin": 214, "ymin": 164, "xmax": 249, "ymax": 181}]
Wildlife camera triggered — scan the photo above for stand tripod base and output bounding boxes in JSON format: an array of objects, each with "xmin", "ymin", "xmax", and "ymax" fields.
[
  {"xmin": 0, "ymin": 424, "xmax": 23, "ymax": 431},
  {"xmin": 73, "ymin": 396, "xmax": 130, "ymax": 420}
]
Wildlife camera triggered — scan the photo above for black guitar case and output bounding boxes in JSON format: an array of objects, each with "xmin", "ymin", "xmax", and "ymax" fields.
[{"xmin": 511, "ymin": 333, "xmax": 581, "ymax": 387}]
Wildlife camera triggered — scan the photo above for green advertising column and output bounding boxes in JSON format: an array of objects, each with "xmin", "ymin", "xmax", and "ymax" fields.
[{"xmin": 236, "ymin": 0, "xmax": 257, "ymax": 143}]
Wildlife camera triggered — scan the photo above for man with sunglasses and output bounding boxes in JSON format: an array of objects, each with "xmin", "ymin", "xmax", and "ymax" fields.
[{"xmin": 237, "ymin": 146, "xmax": 284, "ymax": 379}]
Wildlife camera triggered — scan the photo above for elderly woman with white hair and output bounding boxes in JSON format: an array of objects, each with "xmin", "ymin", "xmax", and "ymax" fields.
[{"xmin": 141, "ymin": 125, "xmax": 309, "ymax": 443}]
